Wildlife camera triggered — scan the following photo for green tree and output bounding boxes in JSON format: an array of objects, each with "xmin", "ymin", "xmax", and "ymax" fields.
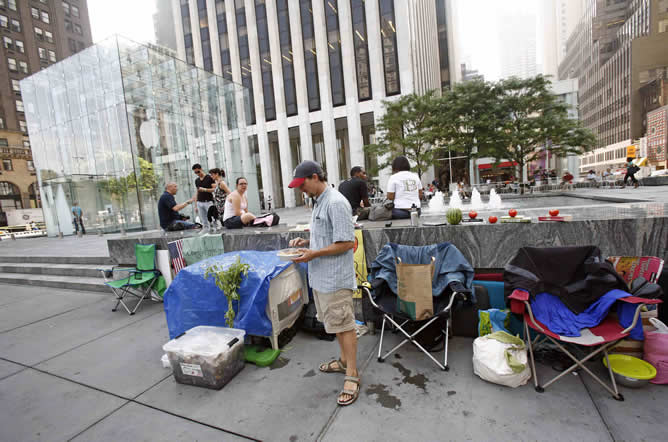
[
  {"xmin": 363, "ymin": 91, "xmax": 440, "ymax": 179},
  {"xmin": 489, "ymin": 75, "xmax": 596, "ymax": 193}
]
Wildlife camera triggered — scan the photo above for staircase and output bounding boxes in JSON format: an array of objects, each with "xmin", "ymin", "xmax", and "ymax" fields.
[{"xmin": 0, "ymin": 256, "xmax": 115, "ymax": 292}]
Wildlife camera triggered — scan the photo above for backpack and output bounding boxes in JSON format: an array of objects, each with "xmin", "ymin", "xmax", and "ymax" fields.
[
  {"xmin": 369, "ymin": 205, "xmax": 392, "ymax": 221},
  {"xmin": 252, "ymin": 212, "xmax": 280, "ymax": 227}
]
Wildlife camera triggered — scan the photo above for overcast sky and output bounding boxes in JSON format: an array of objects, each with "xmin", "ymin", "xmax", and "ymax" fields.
[{"xmin": 88, "ymin": 0, "xmax": 157, "ymax": 44}]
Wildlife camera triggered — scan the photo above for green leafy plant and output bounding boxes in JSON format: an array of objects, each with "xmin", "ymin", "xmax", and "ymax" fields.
[{"xmin": 204, "ymin": 256, "xmax": 250, "ymax": 328}]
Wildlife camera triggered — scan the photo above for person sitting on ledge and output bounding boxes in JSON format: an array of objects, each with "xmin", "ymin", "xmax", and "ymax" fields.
[
  {"xmin": 560, "ymin": 170, "xmax": 574, "ymax": 190},
  {"xmin": 222, "ymin": 177, "xmax": 256, "ymax": 229},
  {"xmin": 586, "ymin": 169, "xmax": 600, "ymax": 187},
  {"xmin": 158, "ymin": 183, "xmax": 198, "ymax": 231},
  {"xmin": 386, "ymin": 155, "xmax": 423, "ymax": 219},
  {"xmin": 339, "ymin": 166, "xmax": 371, "ymax": 220}
]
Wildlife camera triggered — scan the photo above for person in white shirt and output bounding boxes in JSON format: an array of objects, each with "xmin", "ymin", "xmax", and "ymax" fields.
[
  {"xmin": 586, "ymin": 169, "xmax": 600, "ymax": 187},
  {"xmin": 386, "ymin": 156, "xmax": 423, "ymax": 219}
]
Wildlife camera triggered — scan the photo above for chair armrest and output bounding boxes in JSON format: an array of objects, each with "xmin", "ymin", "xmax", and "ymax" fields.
[{"xmin": 359, "ymin": 283, "xmax": 380, "ymax": 310}]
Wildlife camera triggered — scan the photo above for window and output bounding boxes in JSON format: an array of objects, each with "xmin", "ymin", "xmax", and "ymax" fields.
[
  {"xmin": 255, "ymin": 0, "xmax": 275, "ymax": 121},
  {"xmin": 235, "ymin": 0, "xmax": 255, "ymax": 123},
  {"xmin": 74, "ymin": 24, "xmax": 82, "ymax": 35},
  {"xmin": 67, "ymin": 37, "xmax": 76, "ymax": 52},
  {"xmin": 198, "ymin": 0, "xmax": 212, "ymax": 71},
  {"xmin": 72, "ymin": 6, "xmax": 79, "ymax": 17},
  {"xmin": 77, "ymin": 40, "xmax": 85, "ymax": 51},
  {"xmin": 38, "ymin": 47, "xmax": 47, "ymax": 60},
  {"xmin": 11, "ymin": 79, "xmax": 20, "ymax": 92},
  {"xmin": 32, "ymin": 7, "xmax": 41, "ymax": 19},
  {"xmin": 63, "ymin": 2, "xmax": 70, "ymax": 16},
  {"xmin": 19, "ymin": 120, "xmax": 27, "ymax": 133},
  {"xmin": 27, "ymin": 160, "xmax": 35, "ymax": 171},
  {"xmin": 351, "ymin": 0, "xmax": 372, "ymax": 101},
  {"xmin": 0, "ymin": 15, "xmax": 7, "ymax": 29},
  {"xmin": 300, "ymin": 0, "xmax": 320, "ymax": 111},
  {"xmin": 65, "ymin": 20, "xmax": 72, "ymax": 32},
  {"xmin": 0, "ymin": 118, "xmax": 4, "ymax": 129},
  {"xmin": 2, "ymin": 36, "xmax": 12, "ymax": 50},
  {"xmin": 10, "ymin": 18, "xmax": 20, "ymax": 32},
  {"xmin": 41, "ymin": 11, "xmax": 50, "ymax": 24},
  {"xmin": 3, "ymin": 159, "xmax": 13, "ymax": 171},
  {"xmin": 659, "ymin": 19, "xmax": 668, "ymax": 33},
  {"xmin": 15, "ymin": 40, "xmax": 23, "ymax": 53},
  {"xmin": 19, "ymin": 61, "xmax": 28, "ymax": 74},
  {"xmin": 277, "ymin": 0, "xmax": 297, "ymax": 116},
  {"xmin": 0, "ymin": 138, "xmax": 7, "ymax": 147},
  {"xmin": 35, "ymin": 27, "xmax": 44, "ymax": 40},
  {"xmin": 7, "ymin": 57, "xmax": 17, "ymax": 72},
  {"xmin": 16, "ymin": 100, "xmax": 24, "ymax": 112},
  {"xmin": 379, "ymin": 0, "xmax": 401, "ymax": 95},
  {"xmin": 325, "ymin": 0, "xmax": 346, "ymax": 106},
  {"xmin": 8, "ymin": 0, "xmax": 15, "ymax": 11},
  {"xmin": 45, "ymin": 31, "xmax": 53, "ymax": 43},
  {"xmin": 48, "ymin": 50, "xmax": 56, "ymax": 62},
  {"xmin": 23, "ymin": 139, "xmax": 30, "ymax": 147},
  {"xmin": 215, "ymin": 0, "xmax": 232, "ymax": 80}
]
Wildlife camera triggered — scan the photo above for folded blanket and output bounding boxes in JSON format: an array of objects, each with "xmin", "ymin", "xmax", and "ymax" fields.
[{"xmin": 530, "ymin": 289, "xmax": 643, "ymax": 340}]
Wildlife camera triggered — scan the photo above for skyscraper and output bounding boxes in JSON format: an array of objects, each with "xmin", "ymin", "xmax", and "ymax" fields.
[
  {"xmin": 497, "ymin": 4, "xmax": 538, "ymax": 80},
  {"xmin": 158, "ymin": 0, "xmax": 457, "ymax": 209},
  {"xmin": 0, "ymin": 0, "xmax": 93, "ymax": 225}
]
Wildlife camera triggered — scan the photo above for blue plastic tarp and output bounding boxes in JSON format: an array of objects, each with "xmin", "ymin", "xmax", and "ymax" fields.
[{"xmin": 164, "ymin": 250, "xmax": 294, "ymax": 339}]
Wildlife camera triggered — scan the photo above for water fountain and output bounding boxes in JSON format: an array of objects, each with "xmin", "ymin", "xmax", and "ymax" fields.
[
  {"xmin": 470, "ymin": 188, "xmax": 484, "ymax": 210},
  {"xmin": 449, "ymin": 189, "xmax": 463, "ymax": 209},
  {"xmin": 427, "ymin": 191, "xmax": 447, "ymax": 213},
  {"xmin": 488, "ymin": 188, "xmax": 503, "ymax": 209}
]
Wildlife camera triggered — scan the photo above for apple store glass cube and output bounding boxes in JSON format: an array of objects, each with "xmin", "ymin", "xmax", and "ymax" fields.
[{"xmin": 20, "ymin": 36, "xmax": 257, "ymax": 235}]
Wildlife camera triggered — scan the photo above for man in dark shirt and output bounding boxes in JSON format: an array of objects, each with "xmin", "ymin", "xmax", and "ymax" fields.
[
  {"xmin": 158, "ymin": 183, "xmax": 197, "ymax": 230},
  {"xmin": 338, "ymin": 166, "xmax": 371, "ymax": 220},
  {"xmin": 192, "ymin": 164, "xmax": 215, "ymax": 230}
]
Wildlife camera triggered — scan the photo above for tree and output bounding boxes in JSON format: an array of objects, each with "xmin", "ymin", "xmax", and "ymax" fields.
[
  {"xmin": 435, "ymin": 80, "xmax": 504, "ymax": 182},
  {"xmin": 488, "ymin": 75, "xmax": 596, "ymax": 193},
  {"xmin": 363, "ymin": 91, "xmax": 440, "ymax": 179}
]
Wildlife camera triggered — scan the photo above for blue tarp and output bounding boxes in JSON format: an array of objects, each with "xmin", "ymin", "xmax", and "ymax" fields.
[{"xmin": 164, "ymin": 251, "xmax": 293, "ymax": 339}]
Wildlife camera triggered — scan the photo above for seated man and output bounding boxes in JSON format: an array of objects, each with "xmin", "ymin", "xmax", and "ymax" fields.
[
  {"xmin": 158, "ymin": 183, "xmax": 198, "ymax": 231},
  {"xmin": 338, "ymin": 166, "xmax": 371, "ymax": 220},
  {"xmin": 586, "ymin": 169, "xmax": 600, "ymax": 187}
]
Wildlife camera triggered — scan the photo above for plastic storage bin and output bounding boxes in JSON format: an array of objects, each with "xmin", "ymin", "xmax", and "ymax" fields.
[{"xmin": 163, "ymin": 326, "xmax": 245, "ymax": 390}]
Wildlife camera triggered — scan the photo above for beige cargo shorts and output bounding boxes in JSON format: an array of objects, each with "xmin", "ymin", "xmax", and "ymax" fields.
[{"xmin": 312, "ymin": 288, "xmax": 356, "ymax": 334}]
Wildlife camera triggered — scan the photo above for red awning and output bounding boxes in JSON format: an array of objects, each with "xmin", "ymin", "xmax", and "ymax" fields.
[{"xmin": 478, "ymin": 161, "xmax": 518, "ymax": 170}]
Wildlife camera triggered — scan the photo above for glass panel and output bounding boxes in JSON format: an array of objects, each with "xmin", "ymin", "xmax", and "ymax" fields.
[
  {"xmin": 435, "ymin": 0, "xmax": 449, "ymax": 91},
  {"xmin": 350, "ymin": 0, "xmax": 371, "ymax": 100},
  {"xmin": 277, "ymin": 0, "xmax": 297, "ymax": 116},
  {"xmin": 255, "ymin": 0, "xmax": 276, "ymax": 121},
  {"xmin": 236, "ymin": 0, "xmax": 256, "ymax": 123},
  {"xmin": 198, "ymin": 0, "xmax": 213, "ymax": 71},
  {"xmin": 300, "ymin": 0, "xmax": 321, "ymax": 111},
  {"xmin": 216, "ymin": 0, "xmax": 233, "ymax": 80},
  {"xmin": 325, "ymin": 0, "xmax": 346, "ymax": 106},
  {"xmin": 379, "ymin": 0, "xmax": 400, "ymax": 95}
]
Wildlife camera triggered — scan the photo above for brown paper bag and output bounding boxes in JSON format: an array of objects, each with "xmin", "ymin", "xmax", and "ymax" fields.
[{"xmin": 396, "ymin": 260, "xmax": 434, "ymax": 321}]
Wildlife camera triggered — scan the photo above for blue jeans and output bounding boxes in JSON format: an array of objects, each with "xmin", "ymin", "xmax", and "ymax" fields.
[
  {"xmin": 392, "ymin": 208, "xmax": 410, "ymax": 219},
  {"xmin": 166, "ymin": 220, "xmax": 198, "ymax": 231}
]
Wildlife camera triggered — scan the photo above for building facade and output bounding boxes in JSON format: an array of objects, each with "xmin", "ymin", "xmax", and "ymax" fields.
[
  {"xmin": 497, "ymin": 5, "xmax": 538, "ymax": 80},
  {"xmin": 646, "ymin": 105, "xmax": 667, "ymax": 168},
  {"xmin": 559, "ymin": 0, "xmax": 668, "ymax": 156},
  {"xmin": 161, "ymin": 0, "xmax": 456, "ymax": 209},
  {"xmin": 0, "ymin": 0, "xmax": 92, "ymax": 226}
]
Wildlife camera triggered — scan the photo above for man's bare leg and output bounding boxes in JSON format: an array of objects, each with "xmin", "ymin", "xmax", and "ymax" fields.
[{"xmin": 337, "ymin": 329, "xmax": 358, "ymax": 402}]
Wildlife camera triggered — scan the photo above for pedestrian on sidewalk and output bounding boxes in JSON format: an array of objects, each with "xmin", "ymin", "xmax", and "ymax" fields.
[
  {"xmin": 288, "ymin": 160, "xmax": 360, "ymax": 406},
  {"xmin": 622, "ymin": 158, "xmax": 639, "ymax": 188},
  {"xmin": 71, "ymin": 201, "xmax": 85, "ymax": 234},
  {"xmin": 192, "ymin": 164, "xmax": 215, "ymax": 229}
]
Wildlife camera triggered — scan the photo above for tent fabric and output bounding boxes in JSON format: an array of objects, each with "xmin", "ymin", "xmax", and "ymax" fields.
[
  {"xmin": 504, "ymin": 246, "xmax": 629, "ymax": 314},
  {"xmin": 369, "ymin": 242, "xmax": 474, "ymax": 297},
  {"xmin": 164, "ymin": 250, "xmax": 292, "ymax": 339}
]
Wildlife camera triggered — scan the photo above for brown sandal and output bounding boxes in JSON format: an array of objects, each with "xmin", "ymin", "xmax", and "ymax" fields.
[
  {"xmin": 319, "ymin": 359, "xmax": 347, "ymax": 373},
  {"xmin": 337, "ymin": 375, "xmax": 360, "ymax": 406}
]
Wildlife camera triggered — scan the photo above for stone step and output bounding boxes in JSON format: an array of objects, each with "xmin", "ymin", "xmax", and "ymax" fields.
[
  {"xmin": 0, "ymin": 272, "xmax": 108, "ymax": 293},
  {"xmin": 0, "ymin": 263, "xmax": 107, "ymax": 278},
  {"xmin": 0, "ymin": 256, "xmax": 114, "ymax": 265}
]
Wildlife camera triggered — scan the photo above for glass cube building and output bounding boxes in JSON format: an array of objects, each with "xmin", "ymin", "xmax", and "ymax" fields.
[{"xmin": 20, "ymin": 36, "xmax": 258, "ymax": 236}]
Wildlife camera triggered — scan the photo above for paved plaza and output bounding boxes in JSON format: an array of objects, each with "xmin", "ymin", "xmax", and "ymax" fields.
[{"xmin": 0, "ymin": 186, "xmax": 667, "ymax": 441}]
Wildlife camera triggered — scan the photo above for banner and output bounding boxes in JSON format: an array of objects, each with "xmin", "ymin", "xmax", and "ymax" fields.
[{"xmin": 353, "ymin": 229, "xmax": 367, "ymax": 299}]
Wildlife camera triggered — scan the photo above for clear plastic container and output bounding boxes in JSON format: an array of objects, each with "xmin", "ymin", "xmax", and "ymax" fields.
[{"xmin": 163, "ymin": 326, "xmax": 245, "ymax": 390}]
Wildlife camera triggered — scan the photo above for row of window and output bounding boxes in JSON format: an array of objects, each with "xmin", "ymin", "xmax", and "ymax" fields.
[
  {"xmin": 65, "ymin": 19, "xmax": 83, "ymax": 35},
  {"xmin": 0, "ymin": 1, "xmax": 17, "ymax": 12},
  {"xmin": 187, "ymin": 0, "xmax": 399, "ymax": 124},
  {"xmin": 1, "ymin": 159, "xmax": 35, "ymax": 172},
  {"xmin": 37, "ymin": 47, "xmax": 57, "ymax": 62},
  {"xmin": 34, "ymin": 26, "xmax": 54, "ymax": 43},
  {"xmin": 31, "ymin": 7, "xmax": 50, "ymax": 24},
  {"xmin": 62, "ymin": 2, "xmax": 80, "ymax": 18},
  {"xmin": 7, "ymin": 57, "xmax": 28, "ymax": 74},
  {"xmin": 0, "ymin": 14, "xmax": 21, "ymax": 32},
  {"xmin": 3, "ymin": 36, "xmax": 23, "ymax": 52}
]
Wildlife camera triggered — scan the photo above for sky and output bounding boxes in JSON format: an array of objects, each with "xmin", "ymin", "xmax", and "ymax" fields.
[{"xmin": 88, "ymin": 0, "xmax": 157, "ymax": 44}]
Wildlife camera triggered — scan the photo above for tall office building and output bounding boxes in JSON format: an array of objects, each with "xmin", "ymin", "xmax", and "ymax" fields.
[
  {"xmin": 559, "ymin": 0, "xmax": 668, "ymax": 152},
  {"xmin": 160, "ymin": 0, "xmax": 456, "ymax": 209},
  {"xmin": 497, "ymin": 6, "xmax": 538, "ymax": 80},
  {"xmin": 153, "ymin": 0, "xmax": 177, "ymax": 52},
  {"xmin": 0, "ymin": 0, "xmax": 92, "ymax": 225}
]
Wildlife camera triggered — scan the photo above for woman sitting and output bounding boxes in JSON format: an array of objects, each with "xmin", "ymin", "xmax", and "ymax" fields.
[
  {"xmin": 386, "ymin": 156, "xmax": 423, "ymax": 219},
  {"xmin": 206, "ymin": 168, "xmax": 232, "ymax": 228},
  {"xmin": 223, "ymin": 177, "xmax": 256, "ymax": 229}
]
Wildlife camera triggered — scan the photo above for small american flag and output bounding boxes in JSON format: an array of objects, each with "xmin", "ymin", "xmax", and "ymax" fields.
[{"xmin": 167, "ymin": 240, "xmax": 187, "ymax": 274}]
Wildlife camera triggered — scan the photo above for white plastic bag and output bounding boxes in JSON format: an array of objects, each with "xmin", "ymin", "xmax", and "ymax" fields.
[
  {"xmin": 649, "ymin": 318, "xmax": 668, "ymax": 334},
  {"xmin": 472, "ymin": 332, "xmax": 531, "ymax": 388}
]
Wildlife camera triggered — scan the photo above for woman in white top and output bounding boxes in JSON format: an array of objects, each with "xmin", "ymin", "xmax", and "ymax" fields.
[
  {"xmin": 386, "ymin": 156, "xmax": 423, "ymax": 219},
  {"xmin": 222, "ymin": 177, "xmax": 256, "ymax": 229}
]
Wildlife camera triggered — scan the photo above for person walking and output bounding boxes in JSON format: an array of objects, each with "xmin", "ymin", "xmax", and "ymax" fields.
[
  {"xmin": 287, "ymin": 160, "xmax": 359, "ymax": 406},
  {"xmin": 338, "ymin": 166, "xmax": 371, "ymax": 220},
  {"xmin": 192, "ymin": 164, "xmax": 215, "ymax": 229},
  {"xmin": 71, "ymin": 201, "xmax": 85, "ymax": 234},
  {"xmin": 622, "ymin": 158, "xmax": 639, "ymax": 188}
]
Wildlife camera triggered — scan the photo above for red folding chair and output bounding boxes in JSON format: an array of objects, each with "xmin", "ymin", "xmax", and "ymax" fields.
[{"xmin": 509, "ymin": 289, "xmax": 661, "ymax": 401}]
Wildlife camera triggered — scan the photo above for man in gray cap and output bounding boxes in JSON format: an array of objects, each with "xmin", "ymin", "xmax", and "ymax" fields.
[{"xmin": 288, "ymin": 160, "xmax": 359, "ymax": 406}]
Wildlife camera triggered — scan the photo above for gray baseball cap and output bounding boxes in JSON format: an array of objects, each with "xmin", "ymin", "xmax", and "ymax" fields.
[{"xmin": 288, "ymin": 160, "xmax": 323, "ymax": 188}]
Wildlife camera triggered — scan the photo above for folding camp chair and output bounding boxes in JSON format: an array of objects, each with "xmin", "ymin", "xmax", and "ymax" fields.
[
  {"xmin": 509, "ymin": 289, "xmax": 661, "ymax": 401},
  {"xmin": 101, "ymin": 244, "xmax": 161, "ymax": 315},
  {"xmin": 360, "ymin": 257, "xmax": 469, "ymax": 371}
]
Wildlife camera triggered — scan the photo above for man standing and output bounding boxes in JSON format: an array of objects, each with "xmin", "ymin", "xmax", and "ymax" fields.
[
  {"xmin": 71, "ymin": 201, "xmax": 85, "ymax": 234},
  {"xmin": 338, "ymin": 166, "xmax": 371, "ymax": 220},
  {"xmin": 192, "ymin": 164, "xmax": 215, "ymax": 229},
  {"xmin": 158, "ymin": 183, "xmax": 197, "ymax": 230},
  {"xmin": 288, "ymin": 161, "xmax": 359, "ymax": 406}
]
